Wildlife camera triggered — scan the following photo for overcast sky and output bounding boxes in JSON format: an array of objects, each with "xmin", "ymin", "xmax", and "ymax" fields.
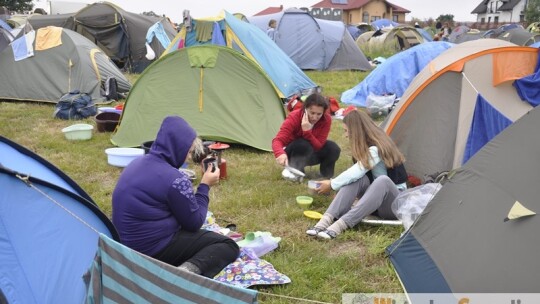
[{"xmin": 35, "ymin": 0, "xmax": 479, "ymax": 23}]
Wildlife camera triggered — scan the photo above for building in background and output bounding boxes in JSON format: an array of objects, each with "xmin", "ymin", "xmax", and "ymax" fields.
[
  {"xmin": 311, "ymin": 0, "xmax": 410, "ymax": 24},
  {"xmin": 471, "ymin": 0, "xmax": 528, "ymax": 26}
]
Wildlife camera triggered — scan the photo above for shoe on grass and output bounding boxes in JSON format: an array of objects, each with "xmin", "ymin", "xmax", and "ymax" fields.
[
  {"xmin": 317, "ymin": 229, "xmax": 338, "ymax": 240},
  {"xmin": 306, "ymin": 226, "xmax": 324, "ymax": 236}
]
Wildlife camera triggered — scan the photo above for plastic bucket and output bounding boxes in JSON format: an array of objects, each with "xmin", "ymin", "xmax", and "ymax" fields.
[
  {"xmin": 141, "ymin": 140, "xmax": 154, "ymax": 154},
  {"xmin": 95, "ymin": 112, "xmax": 120, "ymax": 132}
]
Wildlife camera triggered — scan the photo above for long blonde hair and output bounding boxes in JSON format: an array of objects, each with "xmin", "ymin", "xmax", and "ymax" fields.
[{"xmin": 343, "ymin": 110, "xmax": 404, "ymax": 169}]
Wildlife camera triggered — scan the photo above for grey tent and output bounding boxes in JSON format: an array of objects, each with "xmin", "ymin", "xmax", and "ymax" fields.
[
  {"xmin": 24, "ymin": 13, "xmax": 75, "ymax": 29},
  {"xmin": 496, "ymin": 27, "xmax": 540, "ymax": 46},
  {"xmin": 24, "ymin": 2, "xmax": 177, "ymax": 73},
  {"xmin": 381, "ymin": 39, "xmax": 539, "ymax": 180},
  {"xmin": 63, "ymin": 2, "xmax": 177, "ymax": 73},
  {"xmin": 0, "ymin": 27, "xmax": 13, "ymax": 53},
  {"xmin": 247, "ymin": 8, "xmax": 372, "ymax": 71},
  {"xmin": 0, "ymin": 26, "xmax": 130, "ymax": 103},
  {"xmin": 387, "ymin": 104, "xmax": 540, "ymax": 293},
  {"xmin": 359, "ymin": 25, "xmax": 425, "ymax": 53}
]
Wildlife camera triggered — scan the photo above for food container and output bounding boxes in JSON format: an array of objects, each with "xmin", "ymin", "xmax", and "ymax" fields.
[
  {"xmin": 104, "ymin": 147, "xmax": 144, "ymax": 167},
  {"xmin": 62, "ymin": 124, "xmax": 93, "ymax": 141},
  {"xmin": 97, "ymin": 107, "xmax": 122, "ymax": 115},
  {"xmin": 307, "ymin": 180, "xmax": 321, "ymax": 195},
  {"xmin": 296, "ymin": 196, "xmax": 313, "ymax": 209},
  {"xmin": 95, "ymin": 112, "xmax": 120, "ymax": 132}
]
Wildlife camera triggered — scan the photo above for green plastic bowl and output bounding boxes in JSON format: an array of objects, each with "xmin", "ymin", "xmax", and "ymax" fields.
[
  {"xmin": 62, "ymin": 123, "xmax": 93, "ymax": 141},
  {"xmin": 296, "ymin": 196, "xmax": 313, "ymax": 209}
]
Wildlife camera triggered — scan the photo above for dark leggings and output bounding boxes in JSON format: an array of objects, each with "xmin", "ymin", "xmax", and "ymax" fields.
[
  {"xmin": 153, "ymin": 229, "xmax": 239, "ymax": 278},
  {"xmin": 286, "ymin": 138, "xmax": 341, "ymax": 178}
]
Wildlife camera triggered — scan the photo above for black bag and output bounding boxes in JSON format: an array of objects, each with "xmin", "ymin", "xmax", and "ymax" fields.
[
  {"xmin": 103, "ymin": 76, "xmax": 119, "ymax": 101},
  {"xmin": 53, "ymin": 91, "xmax": 97, "ymax": 120}
]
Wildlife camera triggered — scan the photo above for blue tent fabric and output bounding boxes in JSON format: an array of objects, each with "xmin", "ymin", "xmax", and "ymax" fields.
[
  {"xmin": 371, "ymin": 19, "xmax": 399, "ymax": 30},
  {"xmin": 0, "ymin": 136, "xmax": 93, "ymax": 202},
  {"xmin": 146, "ymin": 22, "xmax": 172, "ymax": 49},
  {"xmin": 0, "ymin": 19, "xmax": 10, "ymax": 31},
  {"xmin": 247, "ymin": 9, "xmax": 372, "ymax": 71},
  {"xmin": 347, "ymin": 24, "xmax": 362, "ymax": 40},
  {"xmin": 463, "ymin": 94, "xmax": 512, "ymax": 164},
  {"xmin": 386, "ymin": 232, "xmax": 452, "ymax": 293},
  {"xmin": 342, "ymin": 41, "xmax": 454, "ymax": 107},
  {"xmin": 178, "ymin": 12, "xmax": 316, "ymax": 97},
  {"xmin": 85, "ymin": 234, "xmax": 258, "ymax": 304},
  {"xmin": 0, "ymin": 169, "xmax": 118, "ymax": 303},
  {"xmin": 0, "ymin": 136, "xmax": 118, "ymax": 303},
  {"xmin": 223, "ymin": 11, "xmax": 316, "ymax": 97},
  {"xmin": 513, "ymin": 51, "xmax": 540, "ymax": 106},
  {"xmin": 531, "ymin": 41, "xmax": 540, "ymax": 48},
  {"xmin": 11, "ymin": 34, "xmax": 29, "ymax": 61},
  {"xmin": 211, "ymin": 21, "xmax": 226, "ymax": 46},
  {"xmin": 417, "ymin": 28, "xmax": 433, "ymax": 42}
]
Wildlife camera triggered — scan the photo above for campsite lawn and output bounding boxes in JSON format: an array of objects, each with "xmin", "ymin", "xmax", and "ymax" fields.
[{"xmin": 0, "ymin": 70, "xmax": 405, "ymax": 303}]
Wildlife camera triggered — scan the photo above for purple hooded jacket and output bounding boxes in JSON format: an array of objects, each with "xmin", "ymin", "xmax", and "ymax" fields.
[{"xmin": 112, "ymin": 116, "xmax": 210, "ymax": 256}]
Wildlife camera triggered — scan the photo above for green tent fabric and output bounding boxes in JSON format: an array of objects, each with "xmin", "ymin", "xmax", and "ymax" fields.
[{"xmin": 111, "ymin": 45, "xmax": 285, "ymax": 151}]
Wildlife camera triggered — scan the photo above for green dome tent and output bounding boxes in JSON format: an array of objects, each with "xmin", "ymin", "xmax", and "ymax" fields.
[{"xmin": 111, "ymin": 45, "xmax": 286, "ymax": 151}]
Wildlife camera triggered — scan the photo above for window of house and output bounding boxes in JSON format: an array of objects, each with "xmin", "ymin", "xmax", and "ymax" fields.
[
  {"xmin": 349, "ymin": 13, "xmax": 352, "ymax": 23},
  {"xmin": 363, "ymin": 12, "xmax": 369, "ymax": 23},
  {"xmin": 494, "ymin": 16, "xmax": 499, "ymax": 24},
  {"xmin": 371, "ymin": 16, "xmax": 381, "ymax": 22},
  {"xmin": 488, "ymin": 16, "xmax": 491, "ymax": 23},
  {"xmin": 393, "ymin": 14, "xmax": 398, "ymax": 22},
  {"xmin": 481, "ymin": 18, "xmax": 485, "ymax": 24}
]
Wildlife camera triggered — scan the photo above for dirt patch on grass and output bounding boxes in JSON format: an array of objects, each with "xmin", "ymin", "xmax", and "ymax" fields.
[{"xmin": 328, "ymin": 240, "xmax": 367, "ymax": 258}]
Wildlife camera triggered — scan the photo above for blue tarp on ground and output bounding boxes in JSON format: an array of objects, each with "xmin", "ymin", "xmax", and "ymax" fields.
[{"xmin": 341, "ymin": 41, "xmax": 454, "ymax": 107}]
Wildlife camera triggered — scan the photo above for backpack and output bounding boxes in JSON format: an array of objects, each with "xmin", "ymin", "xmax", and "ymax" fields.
[
  {"xmin": 286, "ymin": 95, "xmax": 303, "ymax": 113},
  {"xmin": 103, "ymin": 76, "xmax": 119, "ymax": 101},
  {"xmin": 328, "ymin": 97, "xmax": 340, "ymax": 114},
  {"xmin": 53, "ymin": 91, "xmax": 97, "ymax": 120}
]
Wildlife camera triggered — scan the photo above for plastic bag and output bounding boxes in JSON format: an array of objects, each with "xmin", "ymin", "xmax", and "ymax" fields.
[
  {"xmin": 366, "ymin": 93, "xmax": 395, "ymax": 119},
  {"xmin": 392, "ymin": 183, "xmax": 442, "ymax": 230},
  {"xmin": 145, "ymin": 42, "xmax": 156, "ymax": 60},
  {"xmin": 53, "ymin": 91, "xmax": 97, "ymax": 120}
]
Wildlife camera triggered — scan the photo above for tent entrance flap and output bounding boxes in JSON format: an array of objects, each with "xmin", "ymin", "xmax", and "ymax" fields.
[{"xmin": 188, "ymin": 46, "xmax": 218, "ymax": 68}]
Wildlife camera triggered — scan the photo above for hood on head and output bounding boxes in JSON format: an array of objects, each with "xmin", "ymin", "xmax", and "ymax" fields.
[{"xmin": 150, "ymin": 116, "xmax": 196, "ymax": 168}]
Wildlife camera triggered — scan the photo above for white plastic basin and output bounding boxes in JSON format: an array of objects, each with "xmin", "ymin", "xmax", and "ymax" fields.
[
  {"xmin": 105, "ymin": 148, "xmax": 144, "ymax": 167},
  {"xmin": 62, "ymin": 124, "xmax": 93, "ymax": 141}
]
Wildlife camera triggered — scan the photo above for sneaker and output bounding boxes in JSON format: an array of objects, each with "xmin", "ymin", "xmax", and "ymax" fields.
[
  {"xmin": 317, "ymin": 229, "xmax": 337, "ymax": 240},
  {"xmin": 306, "ymin": 226, "xmax": 324, "ymax": 236},
  {"xmin": 281, "ymin": 168, "xmax": 296, "ymax": 180}
]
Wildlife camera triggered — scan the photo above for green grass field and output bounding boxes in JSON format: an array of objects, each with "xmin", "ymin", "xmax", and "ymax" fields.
[{"xmin": 0, "ymin": 70, "xmax": 405, "ymax": 303}]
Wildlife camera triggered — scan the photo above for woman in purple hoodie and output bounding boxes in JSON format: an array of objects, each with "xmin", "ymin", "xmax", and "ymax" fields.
[{"xmin": 112, "ymin": 116, "xmax": 239, "ymax": 277}]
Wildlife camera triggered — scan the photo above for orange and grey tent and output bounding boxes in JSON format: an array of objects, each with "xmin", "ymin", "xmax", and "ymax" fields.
[
  {"xmin": 387, "ymin": 103, "xmax": 540, "ymax": 293},
  {"xmin": 381, "ymin": 39, "xmax": 540, "ymax": 180}
]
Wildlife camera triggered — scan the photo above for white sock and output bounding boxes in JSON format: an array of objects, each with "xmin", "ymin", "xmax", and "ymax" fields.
[
  {"xmin": 326, "ymin": 218, "xmax": 348, "ymax": 235},
  {"xmin": 315, "ymin": 213, "xmax": 334, "ymax": 229},
  {"xmin": 178, "ymin": 261, "xmax": 201, "ymax": 274}
]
